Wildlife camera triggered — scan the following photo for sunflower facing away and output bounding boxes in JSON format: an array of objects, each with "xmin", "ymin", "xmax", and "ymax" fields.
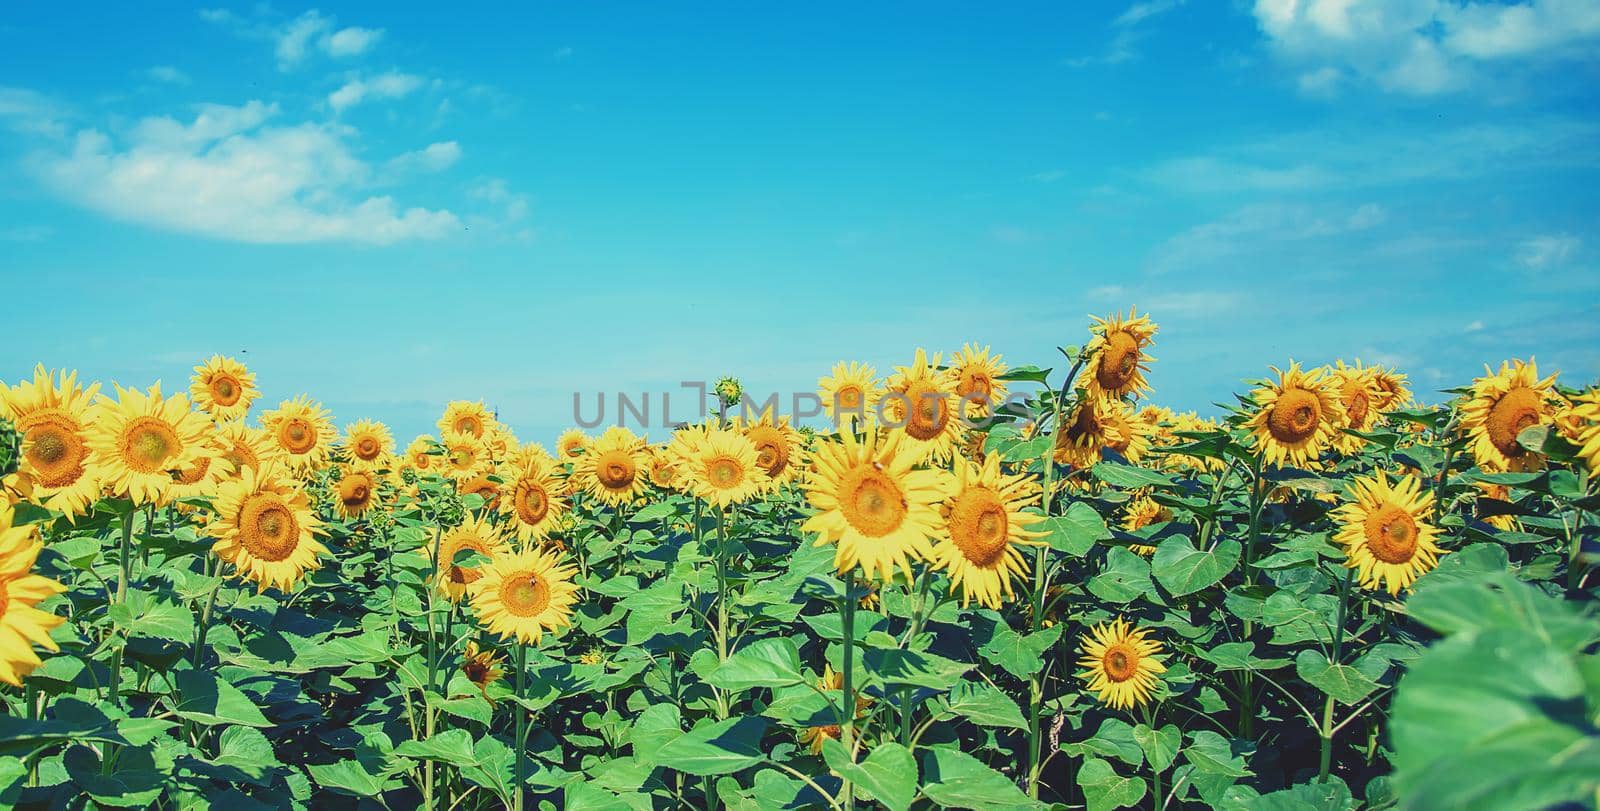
[
  {"xmin": 461, "ymin": 640, "xmax": 505, "ymax": 703},
  {"xmin": 1121, "ymin": 495, "xmax": 1172, "ymax": 556},
  {"xmin": 882, "ymin": 349, "xmax": 962, "ymax": 464},
  {"xmin": 733, "ymin": 408, "xmax": 804, "ymax": 488},
  {"xmin": 1053, "ymin": 396, "xmax": 1125, "ymax": 469},
  {"xmin": 428, "ymin": 514, "xmax": 511, "ymax": 602},
  {"xmin": 1078, "ymin": 617, "xmax": 1167, "ymax": 711},
  {"xmin": 947, "ymin": 343, "xmax": 1009, "ymax": 419},
  {"xmin": 439, "ymin": 431, "xmax": 493, "ymax": 483},
  {"xmin": 1461, "ymin": 358, "xmax": 1561, "ymax": 473},
  {"xmin": 167, "ymin": 426, "xmax": 235, "ymax": 503},
  {"xmin": 647, "ymin": 447, "xmax": 685, "ymax": 490},
  {"xmin": 215, "ymin": 421, "xmax": 279, "ymax": 479},
  {"xmin": 0, "ymin": 501, "xmax": 67, "ymax": 685},
  {"xmin": 403, "ymin": 435, "xmax": 439, "ymax": 476},
  {"xmin": 86, "ymin": 382, "xmax": 214, "ymax": 506},
  {"xmin": 573, "ymin": 426, "xmax": 649, "ymax": 506},
  {"xmin": 1244, "ymin": 363, "xmax": 1342, "ymax": 469},
  {"xmin": 930, "ymin": 452, "xmax": 1045, "ymax": 609},
  {"xmin": 1081, "ymin": 308, "xmax": 1157, "ymax": 401},
  {"xmin": 189, "ymin": 355, "xmax": 258, "ymax": 422},
  {"xmin": 1566, "ymin": 390, "xmax": 1600, "ymax": 472},
  {"xmin": 1474, "ymin": 481, "xmax": 1518, "ymax": 532},
  {"xmin": 259, "ymin": 395, "xmax": 337, "ymax": 476},
  {"xmin": 817, "ymin": 361, "xmax": 883, "ymax": 432},
  {"xmin": 798, "ymin": 664, "xmax": 872, "ymax": 754},
  {"xmin": 439, "ymin": 400, "xmax": 495, "ymax": 440},
  {"xmin": 208, "ymin": 465, "xmax": 328, "ymax": 593},
  {"xmin": 343, "ymin": 419, "xmax": 395, "ymax": 471},
  {"xmin": 334, "ymin": 466, "xmax": 381, "ymax": 520},
  {"xmin": 1327, "ymin": 361, "xmax": 1383, "ymax": 454},
  {"xmin": 801, "ymin": 429, "xmax": 951, "ymax": 583},
  {"xmin": 556, "ymin": 429, "xmax": 590, "ymax": 461},
  {"xmin": 1100, "ymin": 398, "xmax": 1154, "ymax": 465},
  {"xmin": 0, "ymin": 365, "xmax": 102, "ymax": 517},
  {"xmin": 500, "ymin": 459, "xmax": 570, "ymax": 543},
  {"xmin": 1332, "ymin": 471, "xmax": 1446, "ymax": 596},
  {"xmin": 677, "ymin": 426, "xmax": 771, "ymax": 507},
  {"xmin": 467, "ymin": 546, "xmax": 580, "ymax": 645},
  {"xmin": 1369, "ymin": 365, "xmax": 1412, "ymax": 413}
]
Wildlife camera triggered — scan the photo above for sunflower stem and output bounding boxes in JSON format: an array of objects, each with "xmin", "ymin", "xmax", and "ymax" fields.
[
  {"xmin": 1319, "ymin": 565, "xmax": 1355, "ymax": 783},
  {"xmin": 838, "ymin": 580, "xmax": 858, "ymax": 811},
  {"xmin": 109, "ymin": 506, "xmax": 135, "ymax": 710},
  {"xmin": 513, "ymin": 640, "xmax": 528, "ymax": 811},
  {"xmin": 1239, "ymin": 450, "xmax": 1267, "ymax": 742},
  {"xmin": 1026, "ymin": 399, "xmax": 1060, "ymax": 801}
]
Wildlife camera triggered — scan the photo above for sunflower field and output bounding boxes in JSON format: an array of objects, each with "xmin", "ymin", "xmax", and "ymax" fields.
[{"xmin": 2, "ymin": 311, "xmax": 1598, "ymax": 811}]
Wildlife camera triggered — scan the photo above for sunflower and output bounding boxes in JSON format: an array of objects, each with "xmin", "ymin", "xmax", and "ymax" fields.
[
  {"xmin": 798, "ymin": 664, "xmax": 872, "ymax": 754},
  {"xmin": 1474, "ymin": 482, "xmax": 1517, "ymax": 532},
  {"xmin": 1369, "ymin": 365, "xmax": 1412, "ymax": 412},
  {"xmin": 467, "ymin": 546, "xmax": 581, "ymax": 645},
  {"xmin": 1100, "ymin": 398, "xmax": 1154, "ymax": 465},
  {"xmin": 1053, "ymin": 396, "xmax": 1125, "ymax": 469},
  {"xmin": 1327, "ymin": 361, "xmax": 1383, "ymax": 454},
  {"xmin": 1461, "ymin": 358, "xmax": 1561, "ymax": 473},
  {"xmin": 801, "ymin": 429, "xmax": 951, "ymax": 583},
  {"xmin": 573, "ymin": 426, "xmax": 649, "ymax": 506},
  {"xmin": 460, "ymin": 472, "xmax": 502, "ymax": 509},
  {"xmin": 461, "ymin": 640, "xmax": 505, "ymax": 703},
  {"xmin": 1566, "ymin": 390, "xmax": 1600, "ymax": 472},
  {"xmin": 509, "ymin": 441, "xmax": 557, "ymax": 473},
  {"xmin": 818, "ymin": 361, "xmax": 883, "ymax": 432},
  {"xmin": 1244, "ymin": 363, "xmax": 1342, "ymax": 469},
  {"xmin": 881, "ymin": 349, "xmax": 962, "ymax": 464},
  {"xmin": 0, "ymin": 365, "xmax": 102, "ymax": 517},
  {"xmin": 930, "ymin": 453, "xmax": 1045, "ymax": 609},
  {"xmin": 439, "ymin": 400, "xmax": 495, "ymax": 440},
  {"xmin": 86, "ymin": 383, "xmax": 214, "ymax": 506},
  {"xmin": 0, "ymin": 501, "xmax": 67, "ymax": 685},
  {"xmin": 343, "ymin": 419, "xmax": 395, "ymax": 471},
  {"xmin": 439, "ymin": 431, "xmax": 492, "ymax": 483},
  {"xmin": 486, "ymin": 424, "xmax": 519, "ymax": 463},
  {"xmin": 334, "ymin": 466, "xmax": 381, "ymax": 520},
  {"xmin": 189, "ymin": 355, "xmax": 258, "ymax": 422},
  {"xmin": 168, "ymin": 426, "xmax": 235, "ymax": 503},
  {"xmin": 1121, "ymin": 495, "xmax": 1171, "ymax": 556},
  {"xmin": 259, "ymin": 395, "xmax": 337, "ymax": 476},
  {"xmin": 499, "ymin": 460, "xmax": 570, "ymax": 544},
  {"xmin": 677, "ymin": 427, "xmax": 770, "ymax": 507},
  {"xmin": 733, "ymin": 409, "xmax": 804, "ymax": 488},
  {"xmin": 556, "ymin": 429, "xmax": 590, "ymax": 461},
  {"xmin": 1158, "ymin": 412, "xmax": 1226, "ymax": 473},
  {"xmin": 1081, "ymin": 308, "xmax": 1157, "ymax": 401},
  {"xmin": 403, "ymin": 435, "xmax": 439, "ymax": 476},
  {"xmin": 1078, "ymin": 617, "xmax": 1167, "ymax": 711},
  {"xmin": 647, "ymin": 447, "xmax": 684, "ymax": 490},
  {"xmin": 209, "ymin": 465, "xmax": 328, "ymax": 593},
  {"xmin": 428, "ymin": 514, "xmax": 511, "ymax": 602},
  {"xmin": 947, "ymin": 344, "xmax": 1009, "ymax": 419},
  {"xmin": 1138, "ymin": 404, "xmax": 1176, "ymax": 427},
  {"xmin": 1332, "ymin": 471, "xmax": 1445, "ymax": 595},
  {"xmin": 215, "ymin": 421, "xmax": 279, "ymax": 479}
]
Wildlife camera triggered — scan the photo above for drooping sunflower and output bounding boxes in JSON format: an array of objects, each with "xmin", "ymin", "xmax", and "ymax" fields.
[
  {"xmin": 208, "ymin": 465, "xmax": 328, "ymax": 593},
  {"xmin": 647, "ymin": 447, "xmax": 685, "ymax": 490},
  {"xmin": 1053, "ymin": 396, "xmax": 1125, "ymax": 469},
  {"xmin": 1461, "ymin": 358, "xmax": 1562, "ymax": 473},
  {"xmin": 509, "ymin": 441, "xmax": 557, "ymax": 473},
  {"xmin": 1080, "ymin": 308, "xmax": 1158, "ymax": 401},
  {"xmin": 486, "ymin": 424, "xmax": 519, "ymax": 463},
  {"xmin": 797, "ymin": 664, "xmax": 872, "ymax": 754},
  {"xmin": 168, "ymin": 426, "xmax": 235, "ymax": 503},
  {"xmin": 1326, "ymin": 361, "xmax": 1383, "ymax": 454},
  {"xmin": 86, "ymin": 382, "xmax": 214, "ymax": 506},
  {"xmin": 1474, "ymin": 481, "xmax": 1518, "ymax": 532},
  {"xmin": 1078, "ymin": 617, "xmax": 1167, "ymax": 711},
  {"xmin": 0, "ymin": 501, "xmax": 67, "ymax": 685},
  {"xmin": 403, "ymin": 435, "xmax": 440, "ymax": 476},
  {"xmin": 556, "ymin": 428, "xmax": 590, "ymax": 461},
  {"xmin": 1100, "ymin": 398, "xmax": 1155, "ymax": 465},
  {"xmin": 467, "ymin": 546, "xmax": 581, "ymax": 645},
  {"xmin": 801, "ymin": 429, "xmax": 951, "ymax": 583},
  {"xmin": 215, "ymin": 421, "xmax": 279, "ymax": 479},
  {"xmin": 343, "ymin": 419, "xmax": 395, "ymax": 471},
  {"xmin": 334, "ymin": 466, "xmax": 382, "ymax": 520},
  {"xmin": 259, "ymin": 395, "xmax": 337, "ymax": 476},
  {"xmin": 461, "ymin": 640, "xmax": 505, "ymax": 703},
  {"xmin": 1244, "ymin": 363, "xmax": 1342, "ymax": 469},
  {"xmin": 1369, "ymin": 365, "xmax": 1413, "ymax": 413},
  {"xmin": 930, "ymin": 453, "xmax": 1045, "ymax": 609},
  {"xmin": 733, "ymin": 409, "xmax": 804, "ymax": 488},
  {"xmin": 881, "ymin": 349, "xmax": 962, "ymax": 464},
  {"xmin": 459, "ymin": 472, "xmax": 503, "ymax": 509},
  {"xmin": 189, "ymin": 355, "xmax": 258, "ymax": 422},
  {"xmin": 1158, "ymin": 412, "xmax": 1226, "ymax": 473},
  {"xmin": 0, "ymin": 365, "xmax": 102, "ymax": 517},
  {"xmin": 439, "ymin": 400, "xmax": 495, "ymax": 440},
  {"xmin": 677, "ymin": 427, "xmax": 771, "ymax": 507},
  {"xmin": 499, "ymin": 459, "xmax": 570, "ymax": 544},
  {"xmin": 427, "ymin": 514, "xmax": 511, "ymax": 602},
  {"xmin": 572, "ymin": 426, "xmax": 649, "ymax": 506},
  {"xmin": 817, "ymin": 361, "xmax": 883, "ymax": 432},
  {"xmin": 1121, "ymin": 495, "xmax": 1171, "ymax": 556},
  {"xmin": 1332, "ymin": 471, "xmax": 1446, "ymax": 596},
  {"xmin": 947, "ymin": 344, "xmax": 1009, "ymax": 419},
  {"xmin": 439, "ymin": 431, "xmax": 493, "ymax": 483},
  {"xmin": 1565, "ymin": 390, "xmax": 1600, "ymax": 472}
]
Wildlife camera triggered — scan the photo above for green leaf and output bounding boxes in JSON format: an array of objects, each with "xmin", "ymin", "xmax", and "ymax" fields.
[
  {"xmin": 629, "ymin": 703, "xmax": 684, "ymax": 765},
  {"xmin": 1088, "ymin": 546, "xmax": 1154, "ymax": 603},
  {"xmin": 1185, "ymin": 731, "xmax": 1251, "ymax": 777},
  {"xmin": 706, "ymin": 637, "xmax": 805, "ymax": 692},
  {"xmin": 1195, "ymin": 642, "xmax": 1289, "ymax": 672},
  {"xmin": 653, "ymin": 716, "xmax": 769, "ymax": 776},
  {"xmin": 822, "ymin": 739, "xmax": 918, "ymax": 811},
  {"xmin": 1093, "ymin": 462, "xmax": 1175, "ymax": 489},
  {"xmin": 1134, "ymin": 723, "xmax": 1181, "ymax": 772},
  {"xmin": 173, "ymin": 670, "xmax": 271, "ymax": 728},
  {"xmin": 1295, "ymin": 650, "xmax": 1379, "ymax": 705},
  {"xmin": 1039, "ymin": 501, "xmax": 1110, "ymax": 556},
  {"xmin": 1077, "ymin": 757, "xmax": 1147, "ymax": 811},
  {"xmin": 921, "ymin": 747, "xmax": 1042, "ymax": 810},
  {"xmin": 1407, "ymin": 572, "xmax": 1599, "ymax": 652},
  {"xmin": 977, "ymin": 621, "xmax": 1062, "ymax": 680},
  {"xmin": 64, "ymin": 743, "xmax": 171, "ymax": 807},
  {"xmin": 394, "ymin": 728, "xmax": 478, "ymax": 767},
  {"xmin": 1003, "ymin": 435, "xmax": 1053, "ymax": 463},
  {"xmin": 944, "ymin": 682, "xmax": 1028, "ymax": 730},
  {"xmin": 1064, "ymin": 718, "xmax": 1143, "ymax": 767},
  {"xmin": 306, "ymin": 760, "xmax": 397, "ymax": 798},
  {"xmin": 862, "ymin": 648, "xmax": 973, "ymax": 690},
  {"xmin": 1152, "ymin": 537, "xmax": 1239, "ymax": 596},
  {"xmin": 111, "ymin": 589, "xmax": 196, "ymax": 643}
]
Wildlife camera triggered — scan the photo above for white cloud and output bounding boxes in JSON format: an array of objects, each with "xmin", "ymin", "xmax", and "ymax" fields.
[
  {"xmin": 1029, "ymin": 169, "xmax": 1066, "ymax": 183},
  {"xmin": 146, "ymin": 66, "xmax": 190, "ymax": 85},
  {"xmin": 1252, "ymin": 0, "xmax": 1600, "ymax": 96},
  {"xmin": 387, "ymin": 141, "xmax": 462, "ymax": 174},
  {"xmin": 1147, "ymin": 202, "xmax": 1386, "ymax": 273},
  {"xmin": 35, "ymin": 101, "xmax": 459, "ymax": 245},
  {"xmin": 1516, "ymin": 233, "xmax": 1580, "ymax": 268},
  {"xmin": 469, "ymin": 178, "xmax": 530, "ymax": 223},
  {"xmin": 1465, "ymin": 319, "xmax": 1485, "ymax": 332},
  {"xmin": 202, "ymin": 8, "xmax": 385, "ymax": 69},
  {"xmin": 325, "ymin": 26, "xmax": 384, "ymax": 58},
  {"xmin": 1145, "ymin": 156, "xmax": 1333, "ymax": 193},
  {"xmin": 1115, "ymin": 0, "xmax": 1186, "ymax": 27},
  {"xmin": 0, "ymin": 86, "xmax": 69, "ymax": 138},
  {"xmin": 1068, "ymin": 0, "xmax": 1186, "ymax": 66},
  {"xmin": 328, "ymin": 72, "xmax": 425, "ymax": 112}
]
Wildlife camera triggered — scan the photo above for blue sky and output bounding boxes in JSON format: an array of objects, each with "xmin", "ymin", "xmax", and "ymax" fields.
[{"xmin": 2, "ymin": 1, "xmax": 1598, "ymax": 444}]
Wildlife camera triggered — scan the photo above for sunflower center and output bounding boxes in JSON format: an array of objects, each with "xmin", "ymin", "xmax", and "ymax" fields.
[
  {"xmin": 1097, "ymin": 331, "xmax": 1141, "ymax": 390},
  {"xmin": 1364, "ymin": 504, "xmax": 1419, "ymax": 564},
  {"xmin": 595, "ymin": 451, "xmax": 637, "ymax": 490},
  {"xmin": 904, "ymin": 382, "xmax": 950, "ymax": 441},
  {"xmin": 836, "ymin": 386, "xmax": 863, "ymax": 410},
  {"xmin": 340, "ymin": 476, "xmax": 372, "ymax": 507},
  {"xmin": 463, "ymin": 660, "xmax": 490, "ymax": 683},
  {"xmin": 707, "ymin": 455, "xmax": 743, "ymax": 488},
  {"xmin": 455, "ymin": 416, "xmax": 481, "ymax": 436},
  {"xmin": 947, "ymin": 487, "xmax": 1009, "ymax": 566},
  {"xmin": 960, "ymin": 371, "xmax": 993, "ymax": 400},
  {"xmin": 280, "ymin": 419, "xmax": 317, "ymax": 454},
  {"xmin": 443, "ymin": 537, "xmax": 489, "ymax": 585},
  {"xmin": 500, "ymin": 571, "xmax": 550, "ymax": 617},
  {"xmin": 355, "ymin": 437, "xmax": 380, "ymax": 460},
  {"xmin": 122, "ymin": 417, "xmax": 180, "ymax": 473},
  {"xmin": 517, "ymin": 483, "xmax": 550, "ymax": 524},
  {"xmin": 210, "ymin": 376, "xmax": 241, "ymax": 406},
  {"xmin": 239, "ymin": 497, "xmax": 300, "ymax": 562},
  {"xmin": 1485, "ymin": 386, "xmax": 1542, "ymax": 457},
  {"xmin": 840, "ymin": 465, "xmax": 909, "ymax": 538},
  {"xmin": 1343, "ymin": 385, "xmax": 1371, "ymax": 427},
  {"xmin": 1267, "ymin": 388, "xmax": 1321, "ymax": 444},
  {"xmin": 23, "ymin": 416, "xmax": 87, "ymax": 486},
  {"xmin": 174, "ymin": 456, "xmax": 212, "ymax": 485},
  {"xmin": 1102, "ymin": 644, "xmax": 1139, "ymax": 682},
  {"xmin": 450, "ymin": 448, "xmax": 475, "ymax": 469}
]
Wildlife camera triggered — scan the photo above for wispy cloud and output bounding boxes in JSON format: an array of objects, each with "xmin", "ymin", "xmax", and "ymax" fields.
[
  {"xmin": 145, "ymin": 66, "xmax": 190, "ymax": 85},
  {"xmin": 1146, "ymin": 202, "xmax": 1386, "ymax": 274},
  {"xmin": 328, "ymin": 72, "xmax": 427, "ymax": 112},
  {"xmin": 0, "ymin": 86, "xmax": 70, "ymax": 138},
  {"xmin": 200, "ymin": 8, "xmax": 384, "ymax": 70},
  {"xmin": 1516, "ymin": 233, "xmax": 1580, "ymax": 269},
  {"xmin": 386, "ymin": 141, "xmax": 462, "ymax": 175},
  {"xmin": 1066, "ymin": 0, "xmax": 1186, "ymax": 66}
]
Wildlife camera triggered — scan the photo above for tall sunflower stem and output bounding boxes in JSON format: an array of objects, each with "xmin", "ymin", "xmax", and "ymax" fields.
[
  {"xmin": 1026, "ymin": 422, "xmax": 1059, "ymax": 800},
  {"xmin": 108, "ymin": 507, "xmax": 135, "ymax": 710},
  {"xmin": 839, "ymin": 581, "xmax": 858, "ymax": 811},
  {"xmin": 513, "ymin": 641, "xmax": 528, "ymax": 811},
  {"xmin": 1319, "ymin": 566, "xmax": 1355, "ymax": 783},
  {"xmin": 1239, "ymin": 451, "xmax": 1267, "ymax": 741}
]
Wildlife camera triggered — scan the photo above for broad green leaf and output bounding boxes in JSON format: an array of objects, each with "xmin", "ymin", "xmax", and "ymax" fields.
[
  {"xmin": 394, "ymin": 728, "xmax": 478, "ymax": 767},
  {"xmin": 977, "ymin": 621, "xmax": 1062, "ymax": 680},
  {"xmin": 1088, "ymin": 546, "xmax": 1154, "ymax": 603},
  {"xmin": 1077, "ymin": 757, "xmax": 1147, "ymax": 811},
  {"xmin": 1195, "ymin": 642, "xmax": 1289, "ymax": 672},
  {"xmin": 1064, "ymin": 717, "xmax": 1143, "ymax": 767},
  {"xmin": 1185, "ymin": 731, "xmax": 1251, "ymax": 777},
  {"xmin": 1152, "ymin": 537, "xmax": 1240, "ymax": 596},
  {"xmin": 862, "ymin": 648, "xmax": 972, "ymax": 690},
  {"xmin": 1040, "ymin": 501, "xmax": 1110, "ymax": 556},
  {"xmin": 706, "ymin": 637, "xmax": 805, "ymax": 691},
  {"xmin": 629, "ymin": 703, "xmax": 684, "ymax": 764},
  {"xmin": 64, "ymin": 743, "xmax": 170, "ymax": 808},
  {"xmin": 823, "ymin": 739, "xmax": 917, "ymax": 811},
  {"xmin": 1093, "ymin": 462, "xmax": 1176, "ymax": 489},
  {"xmin": 1134, "ymin": 723, "xmax": 1181, "ymax": 772},
  {"xmin": 653, "ymin": 716, "xmax": 769, "ymax": 776},
  {"xmin": 921, "ymin": 747, "xmax": 1042, "ymax": 810},
  {"xmin": 1295, "ymin": 650, "xmax": 1379, "ymax": 705},
  {"xmin": 173, "ymin": 670, "xmax": 271, "ymax": 728},
  {"xmin": 306, "ymin": 760, "xmax": 398, "ymax": 798},
  {"xmin": 944, "ymin": 682, "xmax": 1028, "ymax": 730},
  {"xmin": 1407, "ymin": 572, "xmax": 1599, "ymax": 652}
]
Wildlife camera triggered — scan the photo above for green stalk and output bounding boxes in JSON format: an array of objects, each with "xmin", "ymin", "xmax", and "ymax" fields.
[
  {"xmin": 191, "ymin": 556, "xmax": 223, "ymax": 670},
  {"xmin": 1239, "ymin": 451, "xmax": 1267, "ymax": 741},
  {"xmin": 839, "ymin": 581, "xmax": 858, "ymax": 811},
  {"xmin": 1318, "ymin": 566, "xmax": 1355, "ymax": 783},
  {"xmin": 1026, "ymin": 407, "xmax": 1061, "ymax": 799},
  {"xmin": 108, "ymin": 508, "xmax": 135, "ymax": 708},
  {"xmin": 514, "ymin": 641, "xmax": 528, "ymax": 811}
]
